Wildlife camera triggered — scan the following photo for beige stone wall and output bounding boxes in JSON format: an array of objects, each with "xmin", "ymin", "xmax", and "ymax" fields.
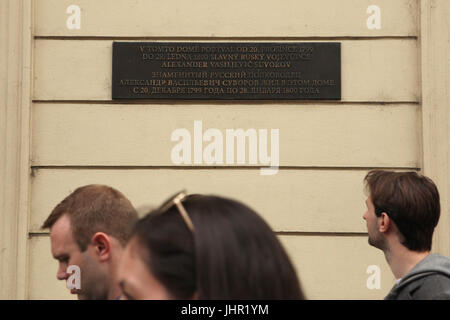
[
  {"xmin": 1, "ymin": 0, "xmax": 449, "ymax": 299},
  {"xmin": 0, "ymin": 0, "xmax": 32, "ymax": 300}
]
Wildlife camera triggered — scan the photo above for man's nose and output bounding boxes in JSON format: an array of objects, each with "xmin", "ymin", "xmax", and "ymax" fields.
[{"xmin": 57, "ymin": 267, "xmax": 69, "ymax": 280}]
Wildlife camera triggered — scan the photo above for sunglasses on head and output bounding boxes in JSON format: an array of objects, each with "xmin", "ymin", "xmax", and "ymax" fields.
[{"xmin": 157, "ymin": 190, "xmax": 195, "ymax": 233}]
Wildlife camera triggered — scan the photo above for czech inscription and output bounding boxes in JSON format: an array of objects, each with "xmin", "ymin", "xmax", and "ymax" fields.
[{"xmin": 112, "ymin": 42, "xmax": 341, "ymax": 100}]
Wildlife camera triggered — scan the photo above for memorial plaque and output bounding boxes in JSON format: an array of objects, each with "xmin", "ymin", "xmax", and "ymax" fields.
[{"xmin": 112, "ymin": 42, "xmax": 341, "ymax": 100}]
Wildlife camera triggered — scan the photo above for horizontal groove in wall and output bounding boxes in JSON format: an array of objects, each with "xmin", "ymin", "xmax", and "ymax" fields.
[
  {"xmin": 30, "ymin": 166, "xmax": 421, "ymax": 171},
  {"xmin": 28, "ymin": 231, "xmax": 368, "ymax": 237},
  {"xmin": 29, "ymin": 232, "xmax": 49, "ymax": 237},
  {"xmin": 32, "ymin": 100, "xmax": 421, "ymax": 105},
  {"xmin": 34, "ymin": 36, "xmax": 418, "ymax": 41},
  {"xmin": 276, "ymin": 231, "xmax": 368, "ymax": 237}
]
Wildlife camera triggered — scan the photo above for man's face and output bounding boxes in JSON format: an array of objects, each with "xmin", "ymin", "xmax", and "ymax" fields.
[
  {"xmin": 363, "ymin": 197, "xmax": 386, "ymax": 250},
  {"xmin": 50, "ymin": 214, "xmax": 108, "ymax": 299},
  {"xmin": 116, "ymin": 237, "xmax": 172, "ymax": 300}
]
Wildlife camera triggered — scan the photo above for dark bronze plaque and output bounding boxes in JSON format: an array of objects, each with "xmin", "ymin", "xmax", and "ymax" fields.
[{"xmin": 112, "ymin": 42, "xmax": 340, "ymax": 100}]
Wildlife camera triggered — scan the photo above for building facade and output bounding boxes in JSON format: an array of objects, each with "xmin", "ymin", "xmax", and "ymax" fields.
[{"xmin": 1, "ymin": 0, "xmax": 449, "ymax": 299}]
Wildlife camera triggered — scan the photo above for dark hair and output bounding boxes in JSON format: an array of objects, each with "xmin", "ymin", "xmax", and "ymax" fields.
[
  {"xmin": 42, "ymin": 184, "xmax": 139, "ymax": 251},
  {"xmin": 364, "ymin": 170, "xmax": 440, "ymax": 251},
  {"xmin": 132, "ymin": 194, "xmax": 304, "ymax": 299}
]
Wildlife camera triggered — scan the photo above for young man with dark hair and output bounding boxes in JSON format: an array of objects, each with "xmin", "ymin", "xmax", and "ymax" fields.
[
  {"xmin": 42, "ymin": 184, "xmax": 138, "ymax": 300},
  {"xmin": 363, "ymin": 170, "xmax": 450, "ymax": 300}
]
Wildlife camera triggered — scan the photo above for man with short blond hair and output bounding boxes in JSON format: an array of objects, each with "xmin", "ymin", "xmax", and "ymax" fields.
[{"xmin": 42, "ymin": 184, "xmax": 138, "ymax": 300}]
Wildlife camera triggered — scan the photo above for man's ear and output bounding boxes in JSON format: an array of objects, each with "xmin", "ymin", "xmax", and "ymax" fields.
[
  {"xmin": 378, "ymin": 212, "xmax": 391, "ymax": 233},
  {"xmin": 91, "ymin": 232, "xmax": 111, "ymax": 261}
]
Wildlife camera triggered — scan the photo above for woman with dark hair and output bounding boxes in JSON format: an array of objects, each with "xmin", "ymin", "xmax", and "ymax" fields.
[{"xmin": 117, "ymin": 191, "xmax": 305, "ymax": 300}]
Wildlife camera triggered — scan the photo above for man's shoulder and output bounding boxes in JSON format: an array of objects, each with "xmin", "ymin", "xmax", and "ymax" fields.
[{"xmin": 404, "ymin": 273, "xmax": 450, "ymax": 300}]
